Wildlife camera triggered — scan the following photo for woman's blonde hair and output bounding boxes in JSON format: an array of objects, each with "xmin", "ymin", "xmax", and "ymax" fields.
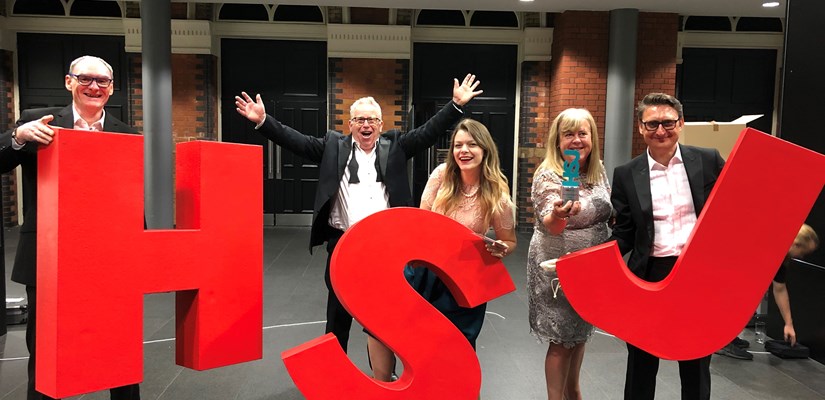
[
  {"xmin": 538, "ymin": 108, "xmax": 604, "ymax": 186},
  {"xmin": 432, "ymin": 119, "xmax": 513, "ymax": 226}
]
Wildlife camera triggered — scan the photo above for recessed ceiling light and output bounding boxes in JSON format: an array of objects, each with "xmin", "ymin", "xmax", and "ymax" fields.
[
  {"xmin": 520, "ymin": 0, "xmax": 535, "ymax": 2},
  {"xmin": 762, "ymin": 1, "xmax": 780, "ymax": 7}
]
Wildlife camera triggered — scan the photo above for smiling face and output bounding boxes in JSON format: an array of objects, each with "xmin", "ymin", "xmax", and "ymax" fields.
[
  {"xmin": 65, "ymin": 58, "xmax": 114, "ymax": 117},
  {"xmin": 639, "ymin": 105, "xmax": 683, "ymax": 156},
  {"xmin": 452, "ymin": 129, "xmax": 485, "ymax": 172},
  {"xmin": 559, "ymin": 121, "xmax": 593, "ymax": 166},
  {"xmin": 348, "ymin": 102, "xmax": 383, "ymax": 151}
]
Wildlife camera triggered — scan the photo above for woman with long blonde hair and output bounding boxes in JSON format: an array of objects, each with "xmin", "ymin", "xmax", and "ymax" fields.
[
  {"xmin": 368, "ymin": 118, "xmax": 517, "ymax": 381},
  {"xmin": 527, "ymin": 108, "xmax": 611, "ymax": 400}
]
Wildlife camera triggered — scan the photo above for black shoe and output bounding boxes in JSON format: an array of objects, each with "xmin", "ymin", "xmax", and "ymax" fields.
[
  {"xmin": 733, "ymin": 337, "xmax": 750, "ymax": 349},
  {"xmin": 715, "ymin": 343, "xmax": 753, "ymax": 360}
]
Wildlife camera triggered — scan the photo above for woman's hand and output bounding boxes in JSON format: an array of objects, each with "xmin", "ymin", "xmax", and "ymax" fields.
[
  {"xmin": 539, "ymin": 259, "xmax": 557, "ymax": 272},
  {"xmin": 486, "ymin": 239, "xmax": 510, "ymax": 258},
  {"xmin": 552, "ymin": 199, "xmax": 581, "ymax": 220},
  {"xmin": 544, "ymin": 199, "xmax": 582, "ymax": 235}
]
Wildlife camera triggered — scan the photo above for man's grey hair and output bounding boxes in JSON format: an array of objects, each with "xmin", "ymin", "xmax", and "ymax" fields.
[
  {"xmin": 349, "ymin": 96, "xmax": 382, "ymax": 119},
  {"xmin": 68, "ymin": 55, "xmax": 114, "ymax": 78}
]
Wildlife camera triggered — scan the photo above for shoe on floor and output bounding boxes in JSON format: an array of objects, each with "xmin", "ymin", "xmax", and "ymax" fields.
[
  {"xmin": 733, "ymin": 336, "xmax": 750, "ymax": 349},
  {"xmin": 715, "ymin": 343, "xmax": 753, "ymax": 360}
]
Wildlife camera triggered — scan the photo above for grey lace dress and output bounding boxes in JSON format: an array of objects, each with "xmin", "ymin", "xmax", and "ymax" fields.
[{"xmin": 527, "ymin": 167, "xmax": 611, "ymax": 347}]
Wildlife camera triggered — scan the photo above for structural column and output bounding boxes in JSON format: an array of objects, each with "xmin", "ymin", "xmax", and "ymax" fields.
[
  {"xmin": 603, "ymin": 8, "xmax": 638, "ymax": 179},
  {"xmin": 141, "ymin": 0, "xmax": 174, "ymax": 228}
]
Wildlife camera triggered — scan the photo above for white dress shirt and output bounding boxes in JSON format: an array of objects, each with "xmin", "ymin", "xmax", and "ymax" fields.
[
  {"xmin": 72, "ymin": 105, "xmax": 106, "ymax": 131},
  {"xmin": 328, "ymin": 141, "xmax": 389, "ymax": 231},
  {"xmin": 647, "ymin": 145, "xmax": 697, "ymax": 257}
]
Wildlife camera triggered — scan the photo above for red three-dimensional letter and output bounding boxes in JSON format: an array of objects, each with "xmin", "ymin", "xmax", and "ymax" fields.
[
  {"xmin": 282, "ymin": 208, "xmax": 515, "ymax": 399},
  {"xmin": 36, "ymin": 129, "xmax": 263, "ymax": 398},
  {"xmin": 557, "ymin": 128, "xmax": 825, "ymax": 360}
]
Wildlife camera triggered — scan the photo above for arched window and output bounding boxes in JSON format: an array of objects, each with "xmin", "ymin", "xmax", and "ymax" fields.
[
  {"xmin": 218, "ymin": 4, "xmax": 269, "ymax": 21},
  {"xmin": 13, "ymin": 0, "xmax": 65, "ymax": 16},
  {"xmin": 736, "ymin": 17, "xmax": 783, "ymax": 32},
  {"xmin": 684, "ymin": 16, "xmax": 732, "ymax": 31},
  {"xmin": 417, "ymin": 10, "xmax": 466, "ymax": 26},
  {"xmin": 273, "ymin": 5, "xmax": 323, "ymax": 23},
  {"xmin": 70, "ymin": 0, "xmax": 122, "ymax": 18},
  {"xmin": 470, "ymin": 11, "xmax": 518, "ymax": 28}
]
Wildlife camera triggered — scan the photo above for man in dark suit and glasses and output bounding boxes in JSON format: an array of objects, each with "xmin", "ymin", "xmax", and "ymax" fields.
[
  {"xmin": 0, "ymin": 55, "xmax": 140, "ymax": 400},
  {"xmin": 235, "ymin": 74, "xmax": 482, "ymax": 352},
  {"xmin": 608, "ymin": 93, "xmax": 724, "ymax": 400}
]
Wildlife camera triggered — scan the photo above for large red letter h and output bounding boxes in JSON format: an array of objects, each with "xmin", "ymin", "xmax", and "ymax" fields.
[{"xmin": 36, "ymin": 129, "xmax": 263, "ymax": 398}]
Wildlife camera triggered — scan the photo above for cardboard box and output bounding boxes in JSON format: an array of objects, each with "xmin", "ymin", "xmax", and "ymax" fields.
[{"xmin": 681, "ymin": 115, "xmax": 764, "ymax": 159}]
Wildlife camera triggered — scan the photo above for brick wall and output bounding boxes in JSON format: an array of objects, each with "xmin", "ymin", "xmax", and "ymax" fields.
[
  {"xmin": 171, "ymin": 54, "xmax": 218, "ymax": 142},
  {"xmin": 517, "ymin": 10, "xmax": 609, "ymax": 232},
  {"xmin": 517, "ymin": 61, "xmax": 551, "ymax": 231},
  {"xmin": 633, "ymin": 13, "xmax": 679, "ymax": 157},
  {"xmin": 128, "ymin": 53, "xmax": 143, "ymax": 130},
  {"xmin": 328, "ymin": 58, "xmax": 409, "ymax": 133},
  {"xmin": 127, "ymin": 53, "xmax": 218, "ymax": 143},
  {"xmin": 0, "ymin": 49, "xmax": 17, "ymax": 226},
  {"xmin": 548, "ymin": 11, "xmax": 609, "ymax": 134}
]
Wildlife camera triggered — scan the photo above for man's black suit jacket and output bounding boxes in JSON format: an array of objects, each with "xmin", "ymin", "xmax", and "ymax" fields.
[
  {"xmin": 607, "ymin": 144, "xmax": 725, "ymax": 279},
  {"xmin": 256, "ymin": 102, "xmax": 464, "ymax": 251},
  {"xmin": 0, "ymin": 105, "xmax": 136, "ymax": 286}
]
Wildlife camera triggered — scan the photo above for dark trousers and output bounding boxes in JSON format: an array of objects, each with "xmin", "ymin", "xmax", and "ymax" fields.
[
  {"xmin": 324, "ymin": 228, "xmax": 353, "ymax": 353},
  {"xmin": 623, "ymin": 257, "xmax": 711, "ymax": 400},
  {"xmin": 26, "ymin": 286, "xmax": 140, "ymax": 400}
]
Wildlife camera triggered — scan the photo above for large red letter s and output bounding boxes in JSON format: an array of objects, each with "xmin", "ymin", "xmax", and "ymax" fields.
[
  {"xmin": 36, "ymin": 129, "xmax": 263, "ymax": 398},
  {"xmin": 557, "ymin": 128, "xmax": 825, "ymax": 360},
  {"xmin": 283, "ymin": 208, "xmax": 515, "ymax": 399}
]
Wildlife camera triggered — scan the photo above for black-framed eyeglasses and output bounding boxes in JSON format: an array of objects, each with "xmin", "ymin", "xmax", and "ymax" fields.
[
  {"xmin": 350, "ymin": 117, "xmax": 382, "ymax": 126},
  {"xmin": 641, "ymin": 119, "xmax": 679, "ymax": 131},
  {"xmin": 69, "ymin": 73, "xmax": 113, "ymax": 88}
]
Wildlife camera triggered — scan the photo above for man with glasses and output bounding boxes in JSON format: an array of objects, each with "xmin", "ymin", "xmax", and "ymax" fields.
[
  {"xmin": 0, "ymin": 55, "xmax": 140, "ymax": 400},
  {"xmin": 235, "ymin": 74, "xmax": 482, "ymax": 353},
  {"xmin": 607, "ymin": 93, "xmax": 724, "ymax": 400}
]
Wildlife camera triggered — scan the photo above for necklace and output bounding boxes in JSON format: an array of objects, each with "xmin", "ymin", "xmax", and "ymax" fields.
[{"xmin": 461, "ymin": 184, "xmax": 480, "ymax": 198}]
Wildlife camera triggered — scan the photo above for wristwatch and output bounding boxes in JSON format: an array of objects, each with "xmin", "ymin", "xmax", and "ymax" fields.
[{"xmin": 11, "ymin": 128, "xmax": 22, "ymax": 145}]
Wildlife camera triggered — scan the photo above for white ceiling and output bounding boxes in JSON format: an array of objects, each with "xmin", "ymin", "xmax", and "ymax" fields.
[{"xmin": 211, "ymin": 0, "xmax": 786, "ymax": 18}]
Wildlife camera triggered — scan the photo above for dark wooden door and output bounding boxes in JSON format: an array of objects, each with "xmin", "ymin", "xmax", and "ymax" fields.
[
  {"xmin": 412, "ymin": 43, "xmax": 517, "ymax": 205},
  {"xmin": 678, "ymin": 47, "xmax": 777, "ymax": 133},
  {"xmin": 16, "ymin": 33, "xmax": 130, "ymax": 122},
  {"xmin": 267, "ymin": 99, "xmax": 324, "ymax": 224},
  {"xmin": 221, "ymin": 39, "xmax": 326, "ymax": 225}
]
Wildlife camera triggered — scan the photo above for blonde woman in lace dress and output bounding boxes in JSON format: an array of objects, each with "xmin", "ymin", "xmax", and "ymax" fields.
[
  {"xmin": 367, "ymin": 118, "xmax": 517, "ymax": 382},
  {"xmin": 528, "ymin": 108, "xmax": 611, "ymax": 400}
]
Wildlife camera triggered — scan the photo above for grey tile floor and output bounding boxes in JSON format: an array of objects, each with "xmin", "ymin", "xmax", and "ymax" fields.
[{"xmin": 2, "ymin": 226, "xmax": 825, "ymax": 399}]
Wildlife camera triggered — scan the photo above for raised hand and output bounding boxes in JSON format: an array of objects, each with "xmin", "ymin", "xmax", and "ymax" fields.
[
  {"xmin": 452, "ymin": 74, "xmax": 483, "ymax": 106},
  {"xmin": 235, "ymin": 91, "xmax": 266, "ymax": 126}
]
